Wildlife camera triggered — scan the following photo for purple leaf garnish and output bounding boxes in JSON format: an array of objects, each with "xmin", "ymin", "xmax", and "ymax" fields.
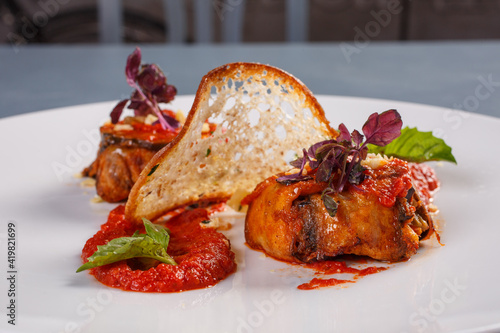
[
  {"xmin": 125, "ymin": 47, "xmax": 141, "ymax": 86},
  {"xmin": 137, "ymin": 64, "xmax": 166, "ymax": 93},
  {"xmin": 362, "ymin": 109, "xmax": 402, "ymax": 147},
  {"xmin": 289, "ymin": 158, "xmax": 304, "ymax": 169},
  {"xmin": 315, "ymin": 143, "xmax": 337, "ymax": 161},
  {"xmin": 316, "ymin": 158, "xmax": 334, "ymax": 183},
  {"xmin": 276, "ymin": 149, "xmax": 312, "ymax": 185},
  {"xmin": 308, "ymin": 139, "xmax": 334, "ymax": 158},
  {"xmin": 110, "ymin": 99, "xmax": 128, "ymax": 124},
  {"xmin": 337, "ymin": 123, "xmax": 351, "ymax": 143},
  {"xmin": 276, "ymin": 173, "xmax": 313, "ymax": 186},
  {"xmin": 277, "ymin": 109, "xmax": 402, "ymax": 217},
  {"xmin": 111, "ymin": 47, "xmax": 178, "ymax": 130},
  {"xmin": 348, "ymin": 162, "xmax": 366, "ymax": 185},
  {"xmin": 154, "ymin": 84, "xmax": 177, "ymax": 104},
  {"xmin": 153, "ymin": 112, "xmax": 181, "ymax": 129},
  {"xmin": 351, "ymin": 129, "xmax": 364, "ymax": 147}
]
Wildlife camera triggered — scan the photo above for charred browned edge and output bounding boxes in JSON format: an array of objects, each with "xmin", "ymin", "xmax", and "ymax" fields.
[
  {"xmin": 99, "ymin": 133, "xmax": 170, "ymax": 152},
  {"xmin": 291, "ymin": 196, "xmax": 319, "ymax": 262},
  {"xmin": 125, "ymin": 62, "xmax": 337, "ymax": 223}
]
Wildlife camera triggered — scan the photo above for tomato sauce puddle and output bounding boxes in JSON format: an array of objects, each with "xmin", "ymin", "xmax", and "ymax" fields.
[
  {"xmin": 253, "ymin": 248, "xmax": 391, "ymax": 291},
  {"xmin": 297, "ymin": 258, "xmax": 389, "ymax": 290},
  {"xmin": 81, "ymin": 205, "xmax": 236, "ymax": 292}
]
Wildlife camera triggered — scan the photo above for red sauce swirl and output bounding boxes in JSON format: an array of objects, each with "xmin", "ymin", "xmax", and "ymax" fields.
[{"xmin": 81, "ymin": 205, "xmax": 236, "ymax": 292}]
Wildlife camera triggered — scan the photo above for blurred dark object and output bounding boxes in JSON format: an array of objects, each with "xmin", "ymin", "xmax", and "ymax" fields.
[
  {"xmin": 1, "ymin": 0, "xmax": 165, "ymax": 44},
  {"xmin": 1, "ymin": 0, "xmax": 500, "ymax": 45},
  {"xmin": 407, "ymin": 0, "xmax": 500, "ymax": 40}
]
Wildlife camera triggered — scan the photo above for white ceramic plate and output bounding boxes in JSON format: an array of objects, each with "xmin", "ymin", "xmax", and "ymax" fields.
[{"xmin": 1, "ymin": 96, "xmax": 499, "ymax": 333}]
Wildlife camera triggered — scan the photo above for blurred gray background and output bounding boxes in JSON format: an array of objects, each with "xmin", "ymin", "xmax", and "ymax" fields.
[
  {"xmin": 2, "ymin": 0, "xmax": 500, "ymax": 45},
  {"xmin": 2, "ymin": 0, "xmax": 500, "ymax": 119}
]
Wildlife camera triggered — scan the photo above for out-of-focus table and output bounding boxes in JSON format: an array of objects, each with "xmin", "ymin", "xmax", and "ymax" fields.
[{"xmin": 1, "ymin": 41, "xmax": 499, "ymax": 119}]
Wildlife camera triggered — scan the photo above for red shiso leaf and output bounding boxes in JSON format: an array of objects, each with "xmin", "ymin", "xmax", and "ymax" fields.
[{"xmin": 362, "ymin": 109, "xmax": 402, "ymax": 147}]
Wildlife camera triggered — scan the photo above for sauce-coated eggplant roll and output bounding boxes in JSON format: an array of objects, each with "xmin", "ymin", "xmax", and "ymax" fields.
[{"xmin": 243, "ymin": 157, "xmax": 438, "ymax": 263}]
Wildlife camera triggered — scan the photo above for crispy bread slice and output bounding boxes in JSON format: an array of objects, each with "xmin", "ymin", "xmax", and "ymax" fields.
[{"xmin": 125, "ymin": 62, "xmax": 337, "ymax": 223}]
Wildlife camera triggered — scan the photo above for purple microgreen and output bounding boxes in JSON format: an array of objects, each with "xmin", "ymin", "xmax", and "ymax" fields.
[
  {"xmin": 358, "ymin": 146, "xmax": 368, "ymax": 160},
  {"xmin": 277, "ymin": 109, "xmax": 403, "ymax": 217},
  {"xmin": 307, "ymin": 139, "xmax": 335, "ymax": 158},
  {"xmin": 128, "ymin": 77, "xmax": 173, "ymax": 130},
  {"xmin": 125, "ymin": 47, "xmax": 141, "ymax": 86},
  {"xmin": 110, "ymin": 99, "xmax": 129, "ymax": 124},
  {"xmin": 128, "ymin": 90, "xmax": 147, "ymax": 115},
  {"xmin": 137, "ymin": 64, "xmax": 166, "ymax": 93},
  {"xmin": 276, "ymin": 149, "xmax": 312, "ymax": 185},
  {"xmin": 314, "ymin": 143, "xmax": 339, "ymax": 161},
  {"xmin": 316, "ymin": 158, "xmax": 335, "ymax": 183},
  {"xmin": 276, "ymin": 173, "xmax": 313, "ymax": 186},
  {"xmin": 348, "ymin": 161, "xmax": 366, "ymax": 185},
  {"xmin": 308, "ymin": 158, "xmax": 320, "ymax": 170},
  {"xmin": 153, "ymin": 84, "xmax": 177, "ymax": 104},
  {"xmin": 362, "ymin": 109, "xmax": 402, "ymax": 147},
  {"xmin": 156, "ymin": 111, "xmax": 175, "ymax": 130},
  {"xmin": 335, "ymin": 153, "xmax": 350, "ymax": 193},
  {"xmin": 289, "ymin": 157, "xmax": 304, "ymax": 169},
  {"xmin": 111, "ymin": 47, "xmax": 178, "ymax": 130},
  {"xmin": 351, "ymin": 129, "xmax": 364, "ymax": 147},
  {"xmin": 163, "ymin": 113, "xmax": 181, "ymax": 129},
  {"xmin": 337, "ymin": 123, "xmax": 351, "ymax": 143},
  {"xmin": 298, "ymin": 148, "xmax": 309, "ymax": 172}
]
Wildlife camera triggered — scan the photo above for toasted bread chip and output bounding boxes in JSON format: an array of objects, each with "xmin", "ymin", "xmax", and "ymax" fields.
[{"xmin": 125, "ymin": 62, "xmax": 337, "ymax": 223}]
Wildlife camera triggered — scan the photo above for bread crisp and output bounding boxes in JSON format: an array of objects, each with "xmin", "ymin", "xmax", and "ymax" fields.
[{"xmin": 125, "ymin": 62, "xmax": 337, "ymax": 223}]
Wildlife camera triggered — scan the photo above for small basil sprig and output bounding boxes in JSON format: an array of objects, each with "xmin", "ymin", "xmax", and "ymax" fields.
[
  {"xmin": 76, "ymin": 218, "xmax": 176, "ymax": 273},
  {"xmin": 367, "ymin": 127, "xmax": 457, "ymax": 164}
]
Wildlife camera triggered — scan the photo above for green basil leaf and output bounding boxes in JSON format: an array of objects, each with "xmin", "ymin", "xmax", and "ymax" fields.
[
  {"xmin": 77, "ymin": 219, "xmax": 176, "ymax": 273},
  {"xmin": 367, "ymin": 127, "xmax": 457, "ymax": 164},
  {"xmin": 142, "ymin": 218, "xmax": 170, "ymax": 249}
]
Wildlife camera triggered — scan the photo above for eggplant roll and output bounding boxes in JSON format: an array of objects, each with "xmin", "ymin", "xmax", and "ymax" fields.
[
  {"xmin": 82, "ymin": 118, "xmax": 178, "ymax": 202},
  {"xmin": 244, "ymin": 158, "xmax": 437, "ymax": 263}
]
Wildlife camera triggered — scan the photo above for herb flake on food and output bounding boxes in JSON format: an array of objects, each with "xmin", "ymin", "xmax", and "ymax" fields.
[{"xmin": 148, "ymin": 164, "xmax": 159, "ymax": 176}]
